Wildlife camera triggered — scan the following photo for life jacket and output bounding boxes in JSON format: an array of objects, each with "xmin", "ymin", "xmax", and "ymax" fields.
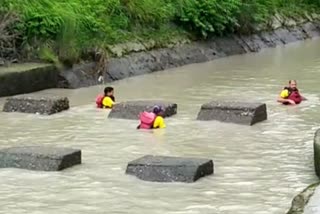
[
  {"xmin": 95, "ymin": 94, "xmax": 105, "ymax": 108},
  {"xmin": 95, "ymin": 95, "xmax": 115, "ymax": 108},
  {"xmin": 284, "ymin": 87, "xmax": 302, "ymax": 104},
  {"xmin": 139, "ymin": 111, "xmax": 156, "ymax": 129}
]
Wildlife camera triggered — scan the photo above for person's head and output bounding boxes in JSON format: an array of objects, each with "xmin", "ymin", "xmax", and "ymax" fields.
[
  {"xmin": 288, "ymin": 80, "xmax": 297, "ymax": 89},
  {"xmin": 153, "ymin": 105, "xmax": 164, "ymax": 116},
  {"xmin": 104, "ymin": 86, "xmax": 114, "ymax": 97}
]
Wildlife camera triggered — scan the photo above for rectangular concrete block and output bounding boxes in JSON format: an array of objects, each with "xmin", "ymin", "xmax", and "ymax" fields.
[
  {"xmin": 196, "ymin": 101, "xmax": 267, "ymax": 126},
  {"xmin": 126, "ymin": 155, "xmax": 214, "ymax": 183},
  {"xmin": 2, "ymin": 95, "xmax": 69, "ymax": 115},
  {"xmin": 0, "ymin": 146, "xmax": 81, "ymax": 171},
  {"xmin": 108, "ymin": 100, "xmax": 177, "ymax": 120}
]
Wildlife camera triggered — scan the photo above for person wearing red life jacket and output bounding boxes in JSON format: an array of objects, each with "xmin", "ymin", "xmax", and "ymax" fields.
[
  {"xmin": 277, "ymin": 80, "xmax": 306, "ymax": 105},
  {"xmin": 95, "ymin": 86, "xmax": 115, "ymax": 108},
  {"xmin": 137, "ymin": 105, "xmax": 166, "ymax": 129}
]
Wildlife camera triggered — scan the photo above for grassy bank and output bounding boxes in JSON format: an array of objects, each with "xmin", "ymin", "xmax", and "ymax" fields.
[{"xmin": 0, "ymin": 0, "xmax": 319, "ymax": 65}]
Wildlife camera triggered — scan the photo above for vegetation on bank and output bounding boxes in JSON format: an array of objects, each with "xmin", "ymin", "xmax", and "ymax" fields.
[{"xmin": 0, "ymin": 0, "xmax": 319, "ymax": 65}]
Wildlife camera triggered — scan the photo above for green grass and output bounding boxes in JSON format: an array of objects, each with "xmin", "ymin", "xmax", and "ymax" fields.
[{"xmin": 1, "ymin": 0, "xmax": 319, "ymax": 64}]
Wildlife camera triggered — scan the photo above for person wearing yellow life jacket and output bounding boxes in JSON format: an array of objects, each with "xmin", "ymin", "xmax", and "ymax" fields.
[
  {"xmin": 137, "ymin": 105, "xmax": 166, "ymax": 129},
  {"xmin": 95, "ymin": 86, "xmax": 115, "ymax": 109},
  {"xmin": 277, "ymin": 80, "xmax": 307, "ymax": 105}
]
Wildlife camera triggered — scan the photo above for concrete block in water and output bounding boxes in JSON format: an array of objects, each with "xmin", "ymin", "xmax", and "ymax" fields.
[
  {"xmin": 2, "ymin": 95, "xmax": 69, "ymax": 115},
  {"xmin": 108, "ymin": 100, "xmax": 177, "ymax": 120},
  {"xmin": 314, "ymin": 129, "xmax": 320, "ymax": 178},
  {"xmin": 196, "ymin": 101, "xmax": 267, "ymax": 126},
  {"xmin": 0, "ymin": 146, "xmax": 81, "ymax": 171},
  {"xmin": 126, "ymin": 155, "xmax": 214, "ymax": 183}
]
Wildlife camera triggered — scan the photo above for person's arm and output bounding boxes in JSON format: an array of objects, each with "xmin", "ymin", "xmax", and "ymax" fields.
[
  {"xmin": 110, "ymin": 99, "xmax": 115, "ymax": 108},
  {"xmin": 301, "ymin": 95, "xmax": 307, "ymax": 101},
  {"xmin": 277, "ymin": 96, "xmax": 296, "ymax": 104},
  {"xmin": 277, "ymin": 89, "xmax": 295, "ymax": 105}
]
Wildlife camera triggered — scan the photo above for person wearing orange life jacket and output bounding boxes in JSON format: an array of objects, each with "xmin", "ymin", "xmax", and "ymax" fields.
[
  {"xmin": 95, "ymin": 86, "xmax": 115, "ymax": 108},
  {"xmin": 137, "ymin": 105, "xmax": 166, "ymax": 129},
  {"xmin": 277, "ymin": 80, "xmax": 307, "ymax": 105}
]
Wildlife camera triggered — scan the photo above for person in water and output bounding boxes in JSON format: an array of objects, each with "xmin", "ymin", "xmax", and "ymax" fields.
[
  {"xmin": 137, "ymin": 105, "xmax": 166, "ymax": 129},
  {"xmin": 96, "ymin": 86, "xmax": 115, "ymax": 108},
  {"xmin": 277, "ymin": 80, "xmax": 306, "ymax": 105}
]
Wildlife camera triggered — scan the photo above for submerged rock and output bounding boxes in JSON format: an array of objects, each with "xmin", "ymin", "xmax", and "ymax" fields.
[
  {"xmin": 126, "ymin": 155, "xmax": 214, "ymax": 183},
  {"xmin": 196, "ymin": 101, "xmax": 267, "ymax": 126},
  {"xmin": 3, "ymin": 95, "xmax": 69, "ymax": 115},
  {"xmin": 314, "ymin": 129, "xmax": 320, "ymax": 178},
  {"xmin": 0, "ymin": 146, "xmax": 81, "ymax": 171},
  {"xmin": 108, "ymin": 100, "xmax": 177, "ymax": 120},
  {"xmin": 286, "ymin": 182, "xmax": 320, "ymax": 214}
]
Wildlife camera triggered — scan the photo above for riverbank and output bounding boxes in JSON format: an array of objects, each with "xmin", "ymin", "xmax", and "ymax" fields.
[
  {"xmin": 51, "ymin": 18, "xmax": 320, "ymax": 89},
  {"xmin": 0, "ymin": 16, "xmax": 320, "ymax": 95},
  {"xmin": 1, "ymin": 0, "xmax": 320, "ymax": 64}
]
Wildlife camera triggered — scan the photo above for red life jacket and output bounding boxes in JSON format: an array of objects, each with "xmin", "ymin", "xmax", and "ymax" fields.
[
  {"xmin": 95, "ymin": 94, "xmax": 105, "ymax": 108},
  {"xmin": 95, "ymin": 94, "xmax": 115, "ymax": 108},
  {"xmin": 285, "ymin": 87, "xmax": 302, "ymax": 104},
  {"xmin": 138, "ymin": 112, "xmax": 156, "ymax": 129}
]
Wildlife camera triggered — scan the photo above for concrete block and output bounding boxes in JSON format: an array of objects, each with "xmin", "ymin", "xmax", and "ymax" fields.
[
  {"xmin": 108, "ymin": 100, "xmax": 177, "ymax": 120},
  {"xmin": 0, "ymin": 146, "xmax": 81, "ymax": 171},
  {"xmin": 126, "ymin": 155, "xmax": 214, "ymax": 183},
  {"xmin": 196, "ymin": 101, "xmax": 267, "ymax": 125},
  {"xmin": 3, "ymin": 95, "xmax": 69, "ymax": 115}
]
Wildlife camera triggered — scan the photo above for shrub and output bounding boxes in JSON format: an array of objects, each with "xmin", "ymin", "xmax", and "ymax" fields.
[
  {"xmin": 175, "ymin": 0, "xmax": 241, "ymax": 38},
  {"xmin": 1, "ymin": 0, "xmax": 320, "ymax": 63}
]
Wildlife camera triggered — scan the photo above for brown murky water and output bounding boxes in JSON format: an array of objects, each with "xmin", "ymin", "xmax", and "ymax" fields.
[{"xmin": 0, "ymin": 38, "xmax": 320, "ymax": 214}]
